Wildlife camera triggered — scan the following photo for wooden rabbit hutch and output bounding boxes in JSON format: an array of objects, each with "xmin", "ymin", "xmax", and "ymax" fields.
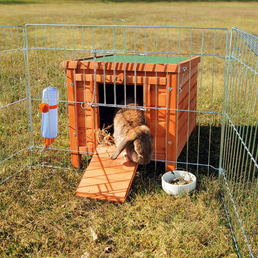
[{"xmin": 63, "ymin": 55, "xmax": 200, "ymax": 202}]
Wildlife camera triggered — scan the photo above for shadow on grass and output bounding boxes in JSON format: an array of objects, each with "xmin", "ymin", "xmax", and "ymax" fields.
[
  {"xmin": 116, "ymin": 125, "xmax": 222, "ymax": 199},
  {"xmin": 136, "ymin": 125, "xmax": 222, "ymax": 176},
  {"xmin": 130, "ymin": 124, "xmax": 257, "ymax": 198}
]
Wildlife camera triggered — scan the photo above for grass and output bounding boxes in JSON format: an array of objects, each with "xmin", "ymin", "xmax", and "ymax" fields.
[
  {"xmin": 1, "ymin": 166, "xmax": 237, "ymax": 257},
  {"xmin": 0, "ymin": 1, "xmax": 257, "ymax": 257},
  {"xmin": 0, "ymin": 1, "xmax": 257, "ymax": 36}
]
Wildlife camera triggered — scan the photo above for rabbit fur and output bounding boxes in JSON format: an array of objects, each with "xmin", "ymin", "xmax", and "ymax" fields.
[{"xmin": 111, "ymin": 104, "xmax": 153, "ymax": 165}]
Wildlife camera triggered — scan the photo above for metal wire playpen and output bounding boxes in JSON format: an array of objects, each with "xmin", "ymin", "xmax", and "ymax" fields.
[{"xmin": 0, "ymin": 24, "xmax": 257, "ymax": 257}]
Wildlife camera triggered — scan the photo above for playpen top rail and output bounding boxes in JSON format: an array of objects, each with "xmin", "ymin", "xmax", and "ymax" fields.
[
  {"xmin": 24, "ymin": 24, "xmax": 229, "ymax": 31},
  {"xmin": 0, "ymin": 25, "xmax": 24, "ymax": 29}
]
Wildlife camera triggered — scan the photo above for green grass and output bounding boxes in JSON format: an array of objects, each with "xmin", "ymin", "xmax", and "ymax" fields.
[{"xmin": 0, "ymin": 1, "xmax": 257, "ymax": 257}]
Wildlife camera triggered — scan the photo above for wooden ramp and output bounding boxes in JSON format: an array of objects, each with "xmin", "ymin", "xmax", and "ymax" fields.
[{"xmin": 76, "ymin": 145, "xmax": 138, "ymax": 203}]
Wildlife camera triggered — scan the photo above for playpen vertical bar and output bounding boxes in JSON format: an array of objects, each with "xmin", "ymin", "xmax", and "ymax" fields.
[
  {"xmin": 44, "ymin": 26, "xmax": 55, "ymax": 164},
  {"xmin": 62, "ymin": 25, "xmax": 71, "ymax": 160},
  {"xmin": 102, "ymin": 27, "xmax": 106, "ymax": 105},
  {"xmin": 92, "ymin": 26, "xmax": 96, "ymax": 149},
  {"xmin": 221, "ymin": 31, "xmax": 232, "ymax": 178},
  {"xmin": 154, "ymin": 27, "xmax": 158, "ymax": 172},
  {"xmin": 134, "ymin": 27, "xmax": 137, "ymax": 106},
  {"xmin": 196, "ymin": 29, "xmax": 205, "ymax": 176},
  {"xmin": 94, "ymin": 27, "xmax": 101, "ymax": 151},
  {"xmin": 61, "ymin": 25, "xmax": 72, "ymax": 165},
  {"xmin": 81, "ymin": 26, "xmax": 87, "ymax": 156},
  {"xmin": 34, "ymin": 26, "xmax": 40, "ymax": 100},
  {"xmin": 4, "ymin": 28, "xmax": 11, "ymax": 107},
  {"xmin": 74, "ymin": 26, "xmax": 81, "ymax": 167},
  {"xmin": 123, "ymin": 25, "xmax": 126, "ymax": 106},
  {"xmin": 206, "ymin": 29, "xmax": 216, "ymax": 177},
  {"xmin": 144, "ymin": 27, "xmax": 147, "ymax": 113},
  {"xmin": 228, "ymin": 29, "xmax": 238, "ymax": 181},
  {"xmin": 16, "ymin": 27, "xmax": 25, "ymax": 166},
  {"xmin": 17, "ymin": 26, "xmax": 27, "ymax": 165},
  {"xmin": 53, "ymin": 26, "xmax": 62, "ymax": 162},
  {"xmin": 53, "ymin": 27, "xmax": 57, "ymax": 98},
  {"xmin": 81, "ymin": 26, "xmax": 88, "ymax": 152},
  {"xmin": 185, "ymin": 29, "xmax": 193, "ymax": 173},
  {"xmin": 219, "ymin": 29, "xmax": 229, "ymax": 177},
  {"xmin": 175, "ymin": 28, "xmax": 181, "ymax": 171},
  {"xmin": 10, "ymin": 28, "xmax": 20, "ymax": 163},
  {"xmin": 24, "ymin": 25, "xmax": 35, "ymax": 165},
  {"xmin": 165, "ymin": 27, "xmax": 169, "ymax": 173},
  {"xmin": 112, "ymin": 25, "xmax": 117, "ymax": 106},
  {"xmin": 143, "ymin": 27, "xmax": 148, "ymax": 176}
]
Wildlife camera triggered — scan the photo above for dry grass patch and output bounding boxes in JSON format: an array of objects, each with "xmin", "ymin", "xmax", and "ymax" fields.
[
  {"xmin": 0, "ymin": 1, "xmax": 257, "ymax": 36},
  {"xmin": 1, "ymin": 166, "xmax": 237, "ymax": 257}
]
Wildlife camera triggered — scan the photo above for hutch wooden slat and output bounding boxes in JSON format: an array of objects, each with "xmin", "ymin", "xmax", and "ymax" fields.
[{"xmin": 63, "ymin": 55, "xmax": 200, "ymax": 171}]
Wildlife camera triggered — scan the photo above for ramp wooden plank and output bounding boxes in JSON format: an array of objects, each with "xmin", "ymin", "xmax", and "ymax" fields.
[{"xmin": 76, "ymin": 145, "xmax": 138, "ymax": 203}]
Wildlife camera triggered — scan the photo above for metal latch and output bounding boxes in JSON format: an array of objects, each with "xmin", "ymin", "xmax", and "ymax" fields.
[{"xmin": 178, "ymin": 66, "xmax": 187, "ymax": 93}]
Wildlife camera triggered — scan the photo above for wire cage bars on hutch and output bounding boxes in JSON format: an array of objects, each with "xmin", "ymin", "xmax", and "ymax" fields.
[
  {"xmin": 63, "ymin": 55, "xmax": 200, "ymax": 172},
  {"xmin": 0, "ymin": 24, "xmax": 257, "ymax": 257}
]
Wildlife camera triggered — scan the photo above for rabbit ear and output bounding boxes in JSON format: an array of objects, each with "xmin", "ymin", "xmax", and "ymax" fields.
[{"xmin": 111, "ymin": 138, "xmax": 131, "ymax": 160}]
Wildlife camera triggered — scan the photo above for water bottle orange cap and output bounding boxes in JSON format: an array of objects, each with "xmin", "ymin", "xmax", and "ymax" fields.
[{"xmin": 39, "ymin": 103, "xmax": 49, "ymax": 113}]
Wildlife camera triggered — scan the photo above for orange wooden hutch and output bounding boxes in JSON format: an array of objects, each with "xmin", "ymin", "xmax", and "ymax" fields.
[{"xmin": 63, "ymin": 55, "xmax": 200, "ymax": 172}]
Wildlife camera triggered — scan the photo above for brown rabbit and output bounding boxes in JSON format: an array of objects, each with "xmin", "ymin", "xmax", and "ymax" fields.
[{"xmin": 111, "ymin": 104, "xmax": 153, "ymax": 165}]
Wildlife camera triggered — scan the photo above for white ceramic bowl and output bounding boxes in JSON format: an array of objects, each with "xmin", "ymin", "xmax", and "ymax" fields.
[{"xmin": 161, "ymin": 170, "xmax": 196, "ymax": 196}]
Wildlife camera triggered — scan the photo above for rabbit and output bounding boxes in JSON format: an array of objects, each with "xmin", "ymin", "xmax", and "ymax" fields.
[{"xmin": 111, "ymin": 104, "xmax": 153, "ymax": 165}]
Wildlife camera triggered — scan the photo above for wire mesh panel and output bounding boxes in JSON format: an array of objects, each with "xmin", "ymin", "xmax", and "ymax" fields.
[
  {"xmin": 221, "ymin": 28, "xmax": 257, "ymax": 257},
  {"xmin": 23, "ymin": 24, "xmax": 229, "ymax": 177},
  {"xmin": 2, "ymin": 23, "xmax": 257, "ymax": 255},
  {"xmin": 0, "ymin": 26, "xmax": 31, "ymax": 184}
]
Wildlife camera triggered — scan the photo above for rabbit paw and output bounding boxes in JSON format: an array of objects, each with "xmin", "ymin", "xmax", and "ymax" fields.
[{"xmin": 123, "ymin": 152, "xmax": 129, "ymax": 161}]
